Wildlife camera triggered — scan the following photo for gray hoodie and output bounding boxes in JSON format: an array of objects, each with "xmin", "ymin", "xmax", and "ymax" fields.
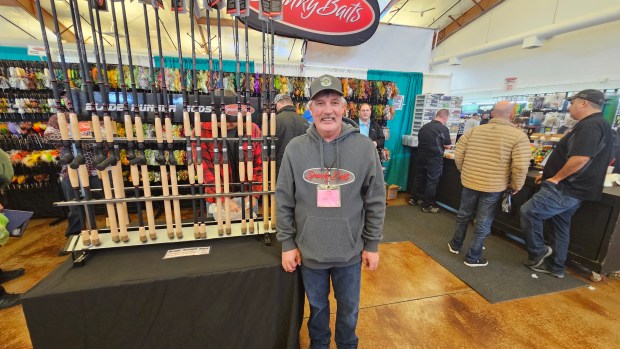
[{"xmin": 276, "ymin": 122, "xmax": 386, "ymax": 269}]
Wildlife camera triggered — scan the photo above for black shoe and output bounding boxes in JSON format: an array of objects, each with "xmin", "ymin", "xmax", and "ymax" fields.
[
  {"xmin": 0, "ymin": 268, "xmax": 25, "ymax": 284},
  {"xmin": 408, "ymin": 198, "xmax": 423, "ymax": 206},
  {"xmin": 523, "ymin": 246, "xmax": 553, "ymax": 268},
  {"xmin": 448, "ymin": 242, "xmax": 460, "ymax": 254},
  {"xmin": 529, "ymin": 263, "xmax": 565, "ymax": 279},
  {"xmin": 0, "ymin": 292, "xmax": 21, "ymax": 310},
  {"xmin": 422, "ymin": 205, "xmax": 440, "ymax": 213},
  {"xmin": 464, "ymin": 258, "xmax": 488, "ymax": 267}
]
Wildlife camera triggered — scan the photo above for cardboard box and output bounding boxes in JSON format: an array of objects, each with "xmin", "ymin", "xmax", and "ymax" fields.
[{"xmin": 386, "ymin": 185, "xmax": 400, "ymax": 200}]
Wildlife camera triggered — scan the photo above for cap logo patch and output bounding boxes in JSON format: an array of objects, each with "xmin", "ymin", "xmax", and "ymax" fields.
[{"xmin": 320, "ymin": 77, "xmax": 332, "ymax": 87}]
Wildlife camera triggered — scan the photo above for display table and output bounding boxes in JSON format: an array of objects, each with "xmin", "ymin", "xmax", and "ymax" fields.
[
  {"xmin": 22, "ymin": 235, "xmax": 304, "ymax": 349},
  {"xmin": 408, "ymin": 148, "xmax": 620, "ymax": 274}
]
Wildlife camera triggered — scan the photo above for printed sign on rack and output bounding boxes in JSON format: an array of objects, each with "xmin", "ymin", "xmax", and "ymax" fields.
[
  {"xmin": 240, "ymin": 0, "xmax": 381, "ymax": 46},
  {"xmin": 392, "ymin": 95, "xmax": 404, "ymax": 110}
]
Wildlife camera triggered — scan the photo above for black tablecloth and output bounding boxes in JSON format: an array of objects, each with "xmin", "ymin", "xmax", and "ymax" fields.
[{"xmin": 23, "ymin": 234, "xmax": 304, "ymax": 349}]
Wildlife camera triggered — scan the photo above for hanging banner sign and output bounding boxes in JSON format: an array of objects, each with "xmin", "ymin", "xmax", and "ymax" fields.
[{"xmin": 238, "ymin": 0, "xmax": 380, "ymax": 46}]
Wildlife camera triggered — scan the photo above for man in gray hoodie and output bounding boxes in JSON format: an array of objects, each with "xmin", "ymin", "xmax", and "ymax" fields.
[{"xmin": 276, "ymin": 75, "xmax": 386, "ymax": 349}]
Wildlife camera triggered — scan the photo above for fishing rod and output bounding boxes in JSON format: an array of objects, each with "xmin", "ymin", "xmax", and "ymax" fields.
[
  {"xmin": 137, "ymin": 0, "xmax": 159, "ymax": 241},
  {"xmin": 35, "ymin": 0, "xmax": 95, "ymax": 246},
  {"xmin": 67, "ymin": 0, "xmax": 100, "ymax": 245},
  {"xmin": 94, "ymin": 0, "xmax": 127, "ymax": 242},
  {"xmin": 153, "ymin": 0, "xmax": 175, "ymax": 238},
  {"xmin": 109, "ymin": 0, "xmax": 133, "ymax": 241},
  {"xmin": 269, "ymin": 17, "xmax": 277, "ymax": 228},
  {"xmin": 169, "ymin": 0, "xmax": 186, "ymax": 239},
  {"xmin": 243, "ymin": 19, "xmax": 255, "ymax": 233},
  {"xmin": 233, "ymin": 16, "xmax": 248, "ymax": 234},
  {"xmin": 216, "ymin": 4, "xmax": 232, "ymax": 235},
  {"xmin": 206, "ymin": 3, "xmax": 223, "ymax": 236},
  {"xmin": 260, "ymin": 19, "xmax": 269, "ymax": 231},
  {"xmin": 187, "ymin": 0, "xmax": 200, "ymax": 239},
  {"xmin": 84, "ymin": 0, "xmax": 121, "ymax": 244},
  {"xmin": 120, "ymin": 0, "xmax": 146, "ymax": 242}
]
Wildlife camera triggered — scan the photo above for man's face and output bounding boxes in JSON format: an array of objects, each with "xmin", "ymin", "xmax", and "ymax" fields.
[
  {"xmin": 568, "ymin": 98, "xmax": 585, "ymax": 120},
  {"xmin": 359, "ymin": 105, "xmax": 371, "ymax": 122},
  {"xmin": 310, "ymin": 92, "xmax": 344, "ymax": 138}
]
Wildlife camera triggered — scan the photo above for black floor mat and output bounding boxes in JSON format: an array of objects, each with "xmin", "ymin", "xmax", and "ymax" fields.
[{"xmin": 383, "ymin": 206, "xmax": 587, "ymax": 303}]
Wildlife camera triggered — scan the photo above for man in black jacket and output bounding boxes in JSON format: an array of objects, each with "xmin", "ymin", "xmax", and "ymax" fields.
[
  {"xmin": 354, "ymin": 103, "xmax": 385, "ymax": 151},
  {"xmin": 275, "ymin": 93, "xmax": 309, "ymax": 175}
]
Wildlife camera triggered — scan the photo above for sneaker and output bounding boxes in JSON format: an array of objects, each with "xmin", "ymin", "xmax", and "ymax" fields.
[
  {"xmin": 529, "ymin": 263, "xmax": 565, "ymax": 279},
  {"xmin": 0, "ymin": 268, "xmax": 25, "ymax": 284},
  {"xmin": 0, "ymin": 292, "xmax": 21, "ymax": 310},
  {"xmin": 448, "ymin": 242, "xmax": 459, "ymax": 254},
  {"xmin": 422, "ymin": 205, "xmax": 440, "ymax": 213},
  {"xmin": 523, "ymin": 246, "xmax": 553, "ymax": 268},
  {"xmin": 464, "ymin": 258, "xmax": 488, "ymax": 267},
  {"xmin": 408, "ymin": 198, "xmax": 423, "ymax": 206}
]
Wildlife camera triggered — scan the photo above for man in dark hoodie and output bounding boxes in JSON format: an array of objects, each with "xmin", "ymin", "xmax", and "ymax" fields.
[
  {"xmin": 274, "ymin": 93, "xmax": 308, "ymax": 175},
  {"xmin": 276, "ymin": 75, "xmax": 386, "ymax": 349}
]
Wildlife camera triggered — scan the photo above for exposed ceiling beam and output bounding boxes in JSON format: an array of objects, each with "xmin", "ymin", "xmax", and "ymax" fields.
[
  {"xmin": 196, "ymin": 16, "xmax": 235, "ymax": 28},
  {"xmin": 436, "ymin": 0, "xmax": 504, "ymax": 46},
  {"xmin": 0, "ymin": 0, "xmax": 75, "ymax": 42},
  {"xmin": 448, "ymin": 15, "xmax": 461, "ymax": 27},
  {"xmin": 471, "ymin": 0, "xmax": 485, "ymax": 11}
]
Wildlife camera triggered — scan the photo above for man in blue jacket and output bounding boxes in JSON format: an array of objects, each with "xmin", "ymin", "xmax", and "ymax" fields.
[{"xmin": 276, "ymin": 75, "xmax": 386, "ymax": 349}]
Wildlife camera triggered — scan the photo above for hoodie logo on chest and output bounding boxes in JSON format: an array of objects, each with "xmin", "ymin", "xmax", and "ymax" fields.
[{"xmin": 303, "ymin": 168, "xmax": 355, "ymax": 185}]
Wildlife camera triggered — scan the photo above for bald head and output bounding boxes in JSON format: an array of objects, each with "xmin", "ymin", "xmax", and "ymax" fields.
[
  {"xmin": 491, "ymin": 100, "xmax": 514, "ymax": 120},
  {"xmin": 435, "ymin": 108, "xmax": 449, "ymax": 124}
]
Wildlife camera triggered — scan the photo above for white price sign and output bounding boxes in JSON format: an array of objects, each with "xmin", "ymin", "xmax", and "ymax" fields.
[
  {"xmin": 27, "ymin": 46, "xmax": 46, "ymax": 56},
  {"xmin": 392, "ymin": 95, "xmax": 404, "ymax": 111}
]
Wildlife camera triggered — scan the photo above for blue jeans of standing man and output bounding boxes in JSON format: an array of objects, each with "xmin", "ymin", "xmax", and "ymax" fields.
[
  {"xmin": 450, "ymin": 187, "xmax": 503, "ymax": 261},
  {"xmin": 300, "ymin": 262, "xmax": 361, "ymax": 349},
  {"xmin": 413, "ymin": 157, "xmax": 443, "ymax": 207},
  {"xmin": 520, "ymin": 181, "xmax": 581, "ymax": 274}
]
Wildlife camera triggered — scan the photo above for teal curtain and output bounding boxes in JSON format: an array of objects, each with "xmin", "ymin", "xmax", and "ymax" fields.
[
  {"xmin": 367, "ymin": 70, "xmax": 423, "ymax": 190},
  {"xmin": 154, "ymin": 56, "xmax": 254, "ymax": 73}
]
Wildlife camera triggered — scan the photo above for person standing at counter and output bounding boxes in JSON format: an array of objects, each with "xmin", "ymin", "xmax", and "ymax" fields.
[
  {"xmin": 448, "ymin": 101, "xmax": 531, "ymax": 266},
  {"xmin": 521, "ymin": 89, "xmax": 613, "ymax": 278},
  {"xmin": 409, "ymin": 109, "xmax": 453, "ymax": 213},
  {"xmin": 479, "ymin": 113, "xmax": 490, "ymax": 125}
]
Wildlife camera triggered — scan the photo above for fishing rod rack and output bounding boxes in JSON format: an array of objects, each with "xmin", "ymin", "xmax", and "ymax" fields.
[{"xmin": 31, "ymin": 0, "xmax": 284, "ymax": 264}]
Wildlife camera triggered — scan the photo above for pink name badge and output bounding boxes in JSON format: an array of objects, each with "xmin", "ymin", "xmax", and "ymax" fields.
[{"xmin": 317, "ymin": 185, "xmax": 341, "ymax": 208}]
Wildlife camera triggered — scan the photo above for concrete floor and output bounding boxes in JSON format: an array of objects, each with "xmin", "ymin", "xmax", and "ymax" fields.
[{"xmin": 1, "ymin": 193, "xmax": 620, "ymax": 348}]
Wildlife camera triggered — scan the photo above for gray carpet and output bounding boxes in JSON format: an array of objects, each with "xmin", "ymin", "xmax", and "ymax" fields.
[{"xmin": 383, "ymin": 205, "xmax": 586, "ymax": 303}]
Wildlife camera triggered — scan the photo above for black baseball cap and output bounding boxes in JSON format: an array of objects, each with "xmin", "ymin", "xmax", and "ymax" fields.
[
  {"xmin": 310, "ymin": 75, "xmax": 343, "ymax": 100},
  {"xmin": 567, "ymin": 89, "xmax": 605, "ymax": 106}
]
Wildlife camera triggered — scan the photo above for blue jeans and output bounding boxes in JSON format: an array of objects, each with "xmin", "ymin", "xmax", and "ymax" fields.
[
  {"xmin": 413, "ymin": 157, "xmax": 443, "ymax": 207},
  {"xmin": 520, "ymin": 181, "xmax": 581, "ymax": 274},
  {"xmin": 300, "ymin": 262, "xmax": 361, "ymax": 349},
  {"xmin": 450, "ymin": 187, "xmax": 502, "ymax": 261}
]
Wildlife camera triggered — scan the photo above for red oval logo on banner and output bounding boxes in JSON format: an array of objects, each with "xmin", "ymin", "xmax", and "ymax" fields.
[
  {"xmin": 249, "ymin": 0, "xmax": 375, "ymax": 35},
  {"xmin": 224, "ymin": 104, "xmax": 256, "ymax": 116}
]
